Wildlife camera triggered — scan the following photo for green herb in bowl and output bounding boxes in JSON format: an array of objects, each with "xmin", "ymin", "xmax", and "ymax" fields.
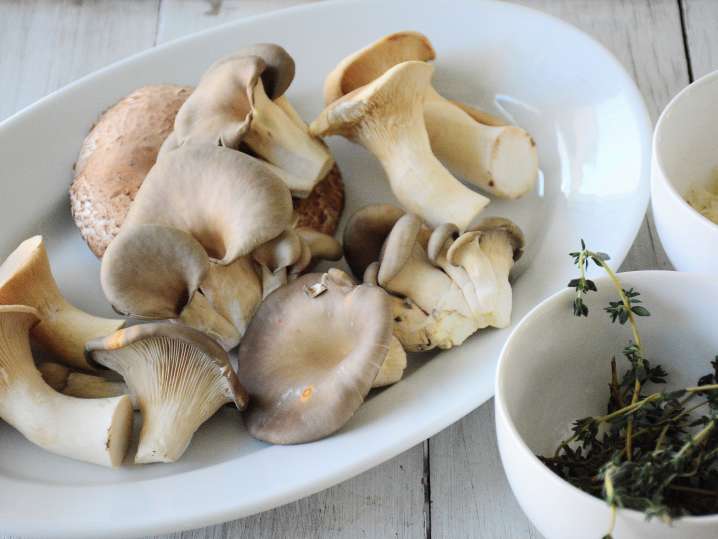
[{"xmin": 539, "ymin": 242, "xmax": 718, "ymax": 538}]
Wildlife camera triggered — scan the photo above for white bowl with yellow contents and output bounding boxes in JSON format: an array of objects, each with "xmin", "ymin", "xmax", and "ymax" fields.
[{"xmin": 652, "ymin": 70, "xmax": 718, "ymax": 272}]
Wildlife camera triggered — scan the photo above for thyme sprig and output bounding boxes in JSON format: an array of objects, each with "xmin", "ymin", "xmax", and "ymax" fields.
[{"xmin": 540, "ymin": 241, "xmax": 718, "ymax": 538}]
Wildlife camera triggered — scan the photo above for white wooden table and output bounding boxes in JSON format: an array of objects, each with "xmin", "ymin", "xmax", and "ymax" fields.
[{"xmin": 1, "ymin": 1, "xmax": 716, "ymax": 537}]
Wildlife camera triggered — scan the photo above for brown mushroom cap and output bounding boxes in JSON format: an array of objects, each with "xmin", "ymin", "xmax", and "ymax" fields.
[
  {"xmin": 101, "ymin": 224, "xmax": 209, "ymax": 319},
  {"xmin": 468, "ymin": 217, "xmax": 525, "ymax": 261},
  {"xmin": 324, "ymin": 31, "xmax": 436, "ymax": 104},
  {"xmin": 343, "ymin": 204, "xmax": 405, "ymax": 280},
  {"xmin": 238, "ymin": 271, "xmax": 393, "ymax": 444},
  {"xmin": 71, "ymin": 85, "xmax": 192, "ymax": 257},
  {"xmin": 122, "ymin": 144, "xmax": 293, "ymax": 265}
]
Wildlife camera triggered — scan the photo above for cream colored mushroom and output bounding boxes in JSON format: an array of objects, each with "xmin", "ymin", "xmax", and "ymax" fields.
[
  {"xmin": 427, "ymin": 217, "xmax": 524, "ymax": 329},
  {"xmin": 101, "ymin": 224, "xmax": 240, "ymax": 350},
  {"xmin": 169, "ymin": 44, "xmax": 333, "ymax": 194},
  {"xmin": 200, "ymin": 257, "xmax": 263, "ymax": 339},
  {"xmin": 0, "ymin": 305, "xmax": 132, "ymax": 467},
  {"xmin": 238, "ymin": 270, "xmax": 394, "ymax": 444},
  {"xmin": 38, "ymin": 361, "xmax": 136, "ymax": 408},
  {"xmin": 377, "ymin": 214, "xmax": 479, "ymax": 349},
  {"xmin": 252, "ymin": 229, "xmax": 304, "ymax": 298},
  {"xmin": 0, "ymin": 236, "xmax": 124, "ymax": 369},
  {"xmin": 123, "ymin": 144, "xmax": 294, "ymax": 265},
  {"xmin": 363, "ymin": 261, "xmax": 434, "ymax": 353},
  {"xmin": 311, "ymin": 61, "xmax": 489, "ymax": 231},
  {"xmin": 323, "ymin": 31, "xmax": 538, "ymax": 199},
  {"xmin": 87, "ymin": 322, "xmax": 248, "ymax": 464}
]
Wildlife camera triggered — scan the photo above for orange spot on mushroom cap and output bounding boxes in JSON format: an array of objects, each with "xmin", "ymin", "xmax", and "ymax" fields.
[{"xmin": 300, "ymin": 386, "xmax": 314, "ymax": 401}]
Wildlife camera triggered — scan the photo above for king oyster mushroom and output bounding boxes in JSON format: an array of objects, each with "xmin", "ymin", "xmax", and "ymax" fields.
[
  {"xmin": 0, "ymin": 236, "xmax": 124, "ymax": 369},
  {"xmin": 323, "ymin": 31, "xmax": 538, "ymax": 199},
  {"xmin": 310, "ymin": 61, "xmax": 489, "ymax": 231},
  {"xmin": 0, "ymin": 305, "xmax": 133, "ymax": 467},
  {"xmin": 166, "ymin": 44, "xmax": 334, "ymax": 194},
  {"xmin": 86, "ymin": 322, "xmax": 248, "ymax": 464},
  {"xmin": 238, "ymin": 269, "xmax": 396, "ymax": 444},
  {"xmin": 101, "ymin": 224, "xmax": 240, "ymax": 350}
]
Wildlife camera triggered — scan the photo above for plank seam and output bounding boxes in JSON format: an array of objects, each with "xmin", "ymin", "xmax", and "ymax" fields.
[
  {"xmin": 677, "ymin": 0, "xmax": 695, "ymax": 82},
  {"xmin": 423, "ymin": 439, "xmax": 432, "ymax": 539}
]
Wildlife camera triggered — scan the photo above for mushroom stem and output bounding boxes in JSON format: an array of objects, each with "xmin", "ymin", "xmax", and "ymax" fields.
[
  {"xmin": 244, "ymin": 78, "xmax": 334, "ymax": 191},
  {"xmin": 178, "ymin": 293, "xmax": 241, "ymax": 351},
  {"xmin": 424, "ymin": 87, "xmax": 538, "ymax": 199},
  {"xmin": 39, "ymin": 361, "xmax": 135, "ymax": 408},
  {"xmin": 311, "ymin": 61, "xmax": 488, "ymax": 231},
  {"xmin": 0, "ymin": 307, "xmax": 132, "ymax": 467},
  {"xmin": 0, "ymin": 236, "xmax": 124, "ymax": 369},
  {"xmin": 372, "ymin": 336, "xmax": 407, "ymax": 388}
]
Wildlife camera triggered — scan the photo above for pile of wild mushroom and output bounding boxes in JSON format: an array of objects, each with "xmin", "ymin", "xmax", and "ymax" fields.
[{"xmin": 0, "ymin": 32, "xmax": 537, "ymax": 467}]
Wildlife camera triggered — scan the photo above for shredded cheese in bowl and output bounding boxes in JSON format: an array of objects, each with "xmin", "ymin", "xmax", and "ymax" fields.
[{"xmin": 685, "ymin": 171, "xmax": 718, "ymax": 224}]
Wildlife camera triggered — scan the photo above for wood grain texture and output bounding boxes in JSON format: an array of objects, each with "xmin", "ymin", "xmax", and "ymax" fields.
[
  {"xmin": 0, "ymin": 0, "xmax": 159, "ymax": 122},
  {"xmin": 683, "ymin": 0, "xmax": 718, "ymax": 78},
  {"xmin": 429, "ymin": 1, "xmax": 689, "ymax": 538},
  {"xmin": 153, "ymin": 2, "xmax": 427, "ymax": 538}
]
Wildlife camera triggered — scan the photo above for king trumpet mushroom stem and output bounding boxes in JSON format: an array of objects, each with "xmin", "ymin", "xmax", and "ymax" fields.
[
  {"xmin": 310, "ymin": 61, "xmax": 489, "ymax": 231},
  {"xmin": 0, "ymin": 305, "xmax": 132, "ymax": 467},
  {"xmin": 323, "ymin": 31, "xmax": 538, "ymax": 199},
  {"xmin": 86, "ymin": 323, "xmax": 248, "ymax": 464},
  {"xmin": 0, "ymin": 236, "xmax": 124, "ymax": 369},
  {"xmin": 101, "ymin": 224, "xmax": 240, "ymax": 350}
]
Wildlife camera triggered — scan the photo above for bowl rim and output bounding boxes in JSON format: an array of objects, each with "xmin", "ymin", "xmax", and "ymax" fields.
[
  {"xmin": 495, "ymin": 270, "xmax": 718, "ymax": 525},
  {"xmin": 652, "ymin": 70, "xmax": 718, "ymax": 231}
]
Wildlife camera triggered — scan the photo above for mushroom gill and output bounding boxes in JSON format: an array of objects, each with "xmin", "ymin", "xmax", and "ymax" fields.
[{"xmin": 87, "ymin": 323, "xmax": 248, "ymax": 464}]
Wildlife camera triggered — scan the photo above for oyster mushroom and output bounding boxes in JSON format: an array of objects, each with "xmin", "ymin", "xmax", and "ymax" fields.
[
  {"xmin": 426, "ymin": 217, "xmax": 524, "ymax": 329},
  {"xmin": 0, "ymin": 236, "xmax": 124, "ymax": 369},
  {"xmin": 169, "ymin": 44, "xmax": 334, "ymax": 193},
  {"xmin": 123, "ymin": 144, "xmax": 293, "ymax": 265},
  {"xmin": 377, "ymin": 214, "xmax": 478, "ymax": 349},
  {"xmin": 323, "ymin": 31, "xmax": 538, "ymax": 199},
  {"xmin": 363, "ymin": 261, "xmax": 434, "ymax": 353},
  {"xmin": 38, "ymin": 361, "xmax": 136, "ymax": 408},
  {"xmin": 252, "ymin": 229, "xmax": 303, "ymax": 298},
  {"xmin": 238, "ymin": 270, "xmax": 394, "ymax": 444},
  {"xmin": 101, "ymin": 224, "xmax": 240, "ymax": 350},
  {"xmin": 311, "ymin": 61, "xmax": 489, "ymax": 231},
  {"xmin": 86, "ymin": 322, "xmax": 248, "ymax": 464},
  {"xmin": 0, "ymin": 305, "xmax": 133, "ymax": 467},
  {"xmin": 200, "ymin": 257, "xmax": 263, "ymax": 339}
]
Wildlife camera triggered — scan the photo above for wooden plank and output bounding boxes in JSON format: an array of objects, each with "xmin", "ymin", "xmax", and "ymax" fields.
[
  {"xmin": 683, "ymin": 0, "xmax": 718, "ymax": 79},
  {"xmin": 0, "ymin": 0, "xmax": 159, "ymax": 122},
  {"xmin": 153, "ymin": 2, "xmax": 427, "ymax": 538},
  {"xmin": 157, "ymin": 0, "xmax": 321, "ymax": 43},
  {"xmin": 430, "ymin": 1, "xmax": 689, "ymax": 537}
]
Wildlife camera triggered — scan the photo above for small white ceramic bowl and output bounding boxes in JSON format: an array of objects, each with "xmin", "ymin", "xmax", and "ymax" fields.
[
  {"xmin": 652, "ymin": 71, "xmax": 718, "ymax": 272},
  {"xmin": 496, "ymin": 271, "xmax": 718, "ymax": 539}
]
